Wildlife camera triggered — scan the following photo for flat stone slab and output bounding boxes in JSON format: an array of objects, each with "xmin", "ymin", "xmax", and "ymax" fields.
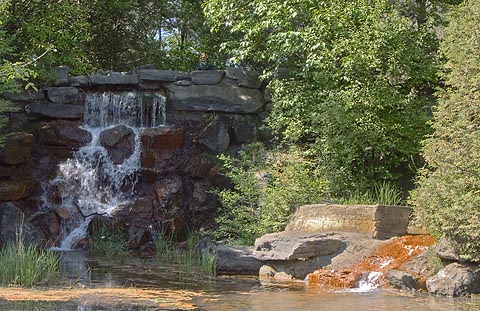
[
  {"xmin": 286, "ymin": 204, "xmax": 412, "ymax": 239},
  {"xmin": 215, "ymin": 245, "xmax": 263, "ymax": 275},
  {"xmin": 254, "ymin": 232, "xmax": 345, "ymax": 261},
  {"xmin": 167, "ymin": 85, "xmax": 264, "ymax": 114}
]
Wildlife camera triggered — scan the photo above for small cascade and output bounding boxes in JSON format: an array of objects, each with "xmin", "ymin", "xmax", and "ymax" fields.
[{"xmin": 43, "ymin": 92, "xmax": 166, "ymax": 250}]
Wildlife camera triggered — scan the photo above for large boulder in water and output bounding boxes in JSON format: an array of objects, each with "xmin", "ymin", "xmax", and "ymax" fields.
[
  {"xmin": 215, "ymin": 245, "xmax": 263, "ymax": 275},
  {"xmin": 427, "ymin": 262, "xmax": 480, "ymax": 296},
  {"xmin": 99, "ymin": 125, "xmax": 135, "ymax": 164}
]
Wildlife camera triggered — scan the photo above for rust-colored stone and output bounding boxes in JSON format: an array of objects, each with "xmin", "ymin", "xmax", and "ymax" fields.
[
  {"xmin": 141, "ymin": 127, "xmax": 184, "ymax": 158},
  {"xmin": 307, "ymin": 235, "xmax": 436, "ymax": 288}
]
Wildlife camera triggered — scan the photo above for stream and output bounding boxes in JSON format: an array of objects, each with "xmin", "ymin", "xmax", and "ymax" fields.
[{"xmin": 0, "ymin": 251, "xmax": 478, "ymax": 311}]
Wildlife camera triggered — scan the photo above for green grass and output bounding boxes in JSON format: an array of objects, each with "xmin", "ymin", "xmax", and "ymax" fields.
[
  {"xmin": 90, "ymin": 224, "xmax": 128, "ymax": 257},
  {"xmin": 154, "ymin": 230, "xmax": 216, "ymax": 276},
  {"xmin": 0, "ymin": 241, "xmax": 60, "ymax": 287},
  {"xmin": 340, "ymin": 182, "xmax": 403, "ymax": 206}
]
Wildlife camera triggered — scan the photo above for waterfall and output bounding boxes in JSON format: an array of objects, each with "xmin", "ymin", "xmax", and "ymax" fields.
[{"xmin": 44, "ymin": 92, "xmax": 166, "ymax": 250}]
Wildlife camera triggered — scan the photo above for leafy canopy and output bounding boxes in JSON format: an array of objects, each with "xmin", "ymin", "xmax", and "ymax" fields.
[{"xmin": 204, "ymin": 0, "xmax": 440, "ymax": 194}]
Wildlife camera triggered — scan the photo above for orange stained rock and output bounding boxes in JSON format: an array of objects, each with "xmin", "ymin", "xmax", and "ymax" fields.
[{"xmin": 307, "ymin": 234, "xmax": 436, "ymax": 288}]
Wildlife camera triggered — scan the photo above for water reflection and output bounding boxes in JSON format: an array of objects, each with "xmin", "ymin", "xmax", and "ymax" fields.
[{"xmin": 1, "ymin": 253, "xmax": 479, "ymax": 311}]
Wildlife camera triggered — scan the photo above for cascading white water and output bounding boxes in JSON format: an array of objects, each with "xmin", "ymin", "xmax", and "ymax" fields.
[{"xmin": 44, "ymin": 92, "xmax": 166, "ymax": 250}]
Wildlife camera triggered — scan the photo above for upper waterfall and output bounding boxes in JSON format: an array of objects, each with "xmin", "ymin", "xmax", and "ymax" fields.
[{"xmin": 44, "ymin": 91, "xmax": 166, "ymax": 250}]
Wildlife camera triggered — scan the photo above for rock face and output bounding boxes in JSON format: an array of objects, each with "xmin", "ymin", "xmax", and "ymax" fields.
[
  {"xmin": 254, "ymin": 232, "xmax": 345, "ymax": 261},
  {"xmin": 99, "ymin": 125, "xmax": 135, "ymax": 164},
  {"xmin": 427, "ymin": 263, "xmax": 480, "ymax": 296},
  {"xmin": 2, "ymin": 132, "xmax": 33, "ymax": 165},
  {"xmin": 286, "ymin": 204, "xmax": 412, "ymax": 239},
  {"xmin": 0, "ymin": 202, "xmax": 40, "ymax": 247}
]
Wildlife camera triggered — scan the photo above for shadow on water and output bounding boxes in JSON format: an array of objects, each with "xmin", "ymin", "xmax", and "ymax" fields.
[{"xmin": 1, "ymin": 251, "xmax": 480, "ymax": 311}]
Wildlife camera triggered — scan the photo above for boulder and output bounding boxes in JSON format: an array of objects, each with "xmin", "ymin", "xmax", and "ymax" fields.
[
  {"xmin": 0, "ymin": 202, "xmax": 40, "ymax": 247},
  {"xmin": 254, "ymin": 231, "xmax": 345, "ymax": 261},
  {"xmin": 38, "ymin": 121, "xmax": 91, "ymax": 148},
  {"xmin": 225, "ymin": 68, "xmax": 262, "ymax": 89},
  {"xmin": 47, "ymin": 87, "xmax": 84, "ymax": 105},
  {"xmin": 1, "ymin": 132, "xmax": 33, "ymax": 165},
  {"xmin": 99, "ymin": 125, "xmax": 135, "ymax": 164},
  {"xmin": 191, "ymin": 70, "xmax": 224, "ymax": 85},
  {"xmin": 427, "ymin": 263, "xmax": 480, "ymax": 296},
  {"xmin": 138, "ymin": 69, "xmax": 190, "ymax": 82},
  {"xmin": 231, "ymin": 117, "xmax": 257, "ymax": 143},
  {"xmin": 88, "ymin": 73, "xmax": 139, "ymax": 85},
  {"xmin": 215, "ymin": 244, "xmax": 263, "ymax": 275},
  {"xmin": 26, "ymin": 102, "xmax": 84, "ymax": 120},
  {"xmin": 167, "ymin": 85, "xmax": 264, "ymax": 114},
  {"xmin": 285, "ymin": 204, "xmax": 412, "ymax": 239},
  {"xmin": 436, "ymin": 235, "xmax": 462, "ymax": 262},
  {"xmin": 154, "ymin": 176, "xmax": 183, "ymax": 203},
  {"xmin": 385, "ymin": 269, "xmax": 426, "ymax": 290},
  {"xmin": 194, "ymin": 118, "xmax": 229, "ymax": 154}
]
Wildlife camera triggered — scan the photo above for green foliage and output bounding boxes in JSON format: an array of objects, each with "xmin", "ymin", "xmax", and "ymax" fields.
[
  {"xmin": 214, "ymin": 143, "xmax": 329, "ymax": 245},
  {"xmin": 90, "ymin": 224, "xmax": 129, "ymax": 257},
  {"xmin": 204, "ymin": 0, "xmax": 440, "ymax": 194},
  {"xmin": 0, "ymin": 241, "xmax": 60, "ymax": 287},
  {"xmin": 340, "ymin": 182, "xmax": 403, "ymax": 206},
  {"xmin": 410, "ymin": 0, "xmax": 480, "ymax": 261}
]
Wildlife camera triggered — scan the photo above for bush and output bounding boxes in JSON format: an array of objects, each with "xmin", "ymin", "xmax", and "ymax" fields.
[
  {"xmin": 409, "ymin": 0, "xmax": 480, "ymax": 261},
  {"xmin": 214, "ymin": 143, "xmax": 329, "ymax": 245},
  {"xmin": 0, "ymin": 241, "xmax": 60, "ymax": 287}
]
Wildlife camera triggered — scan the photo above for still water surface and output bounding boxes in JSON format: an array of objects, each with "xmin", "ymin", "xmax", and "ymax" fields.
[{"xmin": 0, "ymin": 251, "xmax": 478, "ymax": 311}]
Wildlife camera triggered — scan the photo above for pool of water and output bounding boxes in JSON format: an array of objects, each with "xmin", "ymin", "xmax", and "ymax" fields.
[{"xmin": 0, "ymin": 251, "xmax": 478, "ymax": 311}]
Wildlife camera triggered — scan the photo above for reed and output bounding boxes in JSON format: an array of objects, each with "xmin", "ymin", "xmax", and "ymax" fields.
[
  {"xmin": 0, "ymin": 241, "xmax": 60, "ymax": 287},
  {"xmin": 90, "ymin": 224, "xmax": 128, "ymax": 257}
]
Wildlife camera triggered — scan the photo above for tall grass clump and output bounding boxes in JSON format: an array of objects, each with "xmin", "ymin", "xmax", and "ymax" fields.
[
  {"xmin": 0, "ymin": 240, "xmax": 60, "ymax": 287},
  {"xmin": 341, "ymin": 182, "xmax": 403, "ymax": 206},
  {"xmin": 90, "ymin": 223, "xmax": 128, "ymax": 257},
  {"xmin": 154, "ymin": 229, "xmax": 216, "ymax": 276}
]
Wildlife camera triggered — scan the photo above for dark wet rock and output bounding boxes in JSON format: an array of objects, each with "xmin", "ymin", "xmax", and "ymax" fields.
[
  {"xmin": 70, "ymin": 76, "xmax": 89, "ymax": 87},
  {"xmin": 47, "ymin": 87, "xmax": 84, "ymax": 105},
  {"xmin": 195, "ymin": 237, "xmax": 216, "ymax": 255},
  {"xmin": 0, "ymin": 179, "xmax": 34, "ymax": 201},
  {"xmin": 26, "ymin": 101, "xmax": 84, "ymax": 120},
  {"xmin": 285, "ymin": 204, "xmax": 412, "ymax": 239},
  {"xmin": 38, "ymin": 121, "xmax": 91, "ymax": 148},
  {"xmin": 436, "ymin": 235, "xmax": 462, "ymax": 262},
  {"xmin": 215, "ymin": 244, "xmax": 263, "ymax": 275},
  {"xmin": 4, "ymin": 89, "xmax": 45, "ymax": 103},
  {"xmin": 225, "ymin": 67, "xmax": 262, "ymax": 89},
  {"xmin": 99, "ymin": 125, "xmax": 135, "ymax": 164},
  {"xmin": 154, "ymin": 176, "xmax": 183, "ymax": 204},
  {"xmin": 0, "ymin": 202, "xmax": 40, "ymax": 247},
  {"xmin": 190, "ymin": 154, "xmax": 217, "ymax": 179},
  {"xmin": 191, "ymin": 70, "xmax": 224, "ymax": 85},
  {"xmin": 55, "ymin": 66, "xmax": 70, "ymax": 86},
  {"xmin": 168, "ymin": 85, "xmax": 264, "ymax": 114},
  {"xmin": 386, "ymin": 269, "xmax": 426, "ymax": 291},
  {"xmin": 1, "ymin": 132, "xmax": 33, "ymax": 165},
  {"xmin": 88, "ymin": 73, "xmax": 139, "ymax": 85},
  {"xmin": 138, "ymin": 69, "xmax": 190, "ymax": 82},
  {"xmin": 141, "ymin": 127, "xmax": 184, "ymax": 167},
  {"xmin": 254, "ymin": 231, "xmax": 345, "ymax": 261},
  {"xmin": 231, "ymin": 117, "xmax": 257, "ymax": 143},
  {"xmin": 427, "ymin": 262, "xmax": 480, "ymax": 297},
  {"xmin": 194, "ymin": 118, "xmax": 229, "ymax": 154}
]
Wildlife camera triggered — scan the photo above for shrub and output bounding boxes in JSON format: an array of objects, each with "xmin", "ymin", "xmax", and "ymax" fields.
[
  {"xmin": 409, "ymin": 0, "xmax": 480, "ymax": 261},
  {"xmin": 214, "ymin": 143, "xmax": 329, "ymax": 245}
]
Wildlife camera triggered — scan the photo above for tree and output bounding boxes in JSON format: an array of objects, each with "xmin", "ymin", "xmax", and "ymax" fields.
[
  {"xmin": 410, "ymin": 0, "xmax": 480, "ymax": 261},
  {"xmin": 204, "ymin": 0, "xmax": 440, "ymax": 194}
]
